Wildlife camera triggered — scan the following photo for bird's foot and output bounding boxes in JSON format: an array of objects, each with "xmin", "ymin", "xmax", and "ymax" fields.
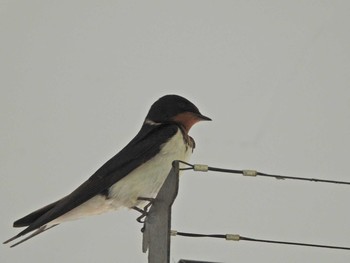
[
  {"xmin": 132, "ymin": 206, "xmax": 148, "ymax": 223},
  {"xmin": 132, "ymin": 197, "xmax": 155, "ymax": 224}
]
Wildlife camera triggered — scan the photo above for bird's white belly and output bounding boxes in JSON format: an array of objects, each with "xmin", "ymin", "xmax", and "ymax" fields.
[
  {"xmin": 50, "ymin": 129, "xmax": 191, "ymax": 224},
  {"xmin": 109, "ymin": 129, "xmax": 192, "ymax": 208}
]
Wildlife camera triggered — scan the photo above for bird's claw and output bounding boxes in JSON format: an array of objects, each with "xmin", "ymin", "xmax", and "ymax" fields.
[{"xmin": 132, "ymin": 197, "xmax": 155, "ymax": 224}]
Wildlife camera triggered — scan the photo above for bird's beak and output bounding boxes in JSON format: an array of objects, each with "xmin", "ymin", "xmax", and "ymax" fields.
[{"xmin": 196, "ymin": 113, "xmax": 212, "ymax": 121}]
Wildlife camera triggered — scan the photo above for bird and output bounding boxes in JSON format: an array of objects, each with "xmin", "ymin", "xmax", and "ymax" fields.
[{"xmin": 4, "ymin": 94, "xmax": 211, "ymax": 247}]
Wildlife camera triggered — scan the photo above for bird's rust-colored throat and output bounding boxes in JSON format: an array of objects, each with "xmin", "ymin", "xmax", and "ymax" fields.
[{"xmin": 172, "ymin": 112, "xmax": 204, "ymax": 133}]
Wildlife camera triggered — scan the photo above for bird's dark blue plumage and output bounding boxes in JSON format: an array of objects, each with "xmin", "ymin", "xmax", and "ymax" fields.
[{"xmin": 4, "ymin": 94, "xmax": 211, "ymax": 247}]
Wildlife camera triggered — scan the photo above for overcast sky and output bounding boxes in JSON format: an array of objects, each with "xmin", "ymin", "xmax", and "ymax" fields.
[{"xmin": 1, "ymin": 1, "xmax": 350, "ymax": 262}]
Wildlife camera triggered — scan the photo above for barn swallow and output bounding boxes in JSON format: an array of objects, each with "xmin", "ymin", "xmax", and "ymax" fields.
[{"xmin": 4, "ymin": 94, "xmax": 211, "ymax": 247}]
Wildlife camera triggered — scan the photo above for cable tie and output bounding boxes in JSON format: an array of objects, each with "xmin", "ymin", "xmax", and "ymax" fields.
[
  {"xmin": 226, "ymin": 234, "xmax": 241, "ymax": 241},
  {"xmin": 193, "ymin": 164, "xmax": 209, "ymax": 172},
  {"xmin": 242, "ymin": 170, "xmax": 257, "ymax": 177},
  {"xmin": 170, "ymin": 230, "xmax": 178, "ymax": 236}
]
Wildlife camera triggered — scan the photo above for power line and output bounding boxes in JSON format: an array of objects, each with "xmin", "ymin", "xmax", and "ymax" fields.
[
  {"xmin": 171, "ymin": 230, "xmax": 350, "ymax": 251},
  {"xmin": 140, "ymin": 162, "xmax": 349, "ymax": 263},
  {"xmin": 178, "ymin": 161, "xmax": 350, "ymax": 185}
]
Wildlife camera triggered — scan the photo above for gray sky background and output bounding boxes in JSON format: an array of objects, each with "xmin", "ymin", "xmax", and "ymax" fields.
[{"xmin": 1, "ymin": 1, "xmax": 350, "ymax": 262}]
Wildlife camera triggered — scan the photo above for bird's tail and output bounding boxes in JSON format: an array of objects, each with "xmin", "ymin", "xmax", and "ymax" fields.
[
  {"xmin": 3, "ymin": 199, "xmax": 61, "ymax": 247},
  {"xmin": 13, "ymin": 200, "xmax": 60, "ymax": 227},
  {"xmin": 3, "ymin": 224, "xmax": 59, "ymax": 248}
]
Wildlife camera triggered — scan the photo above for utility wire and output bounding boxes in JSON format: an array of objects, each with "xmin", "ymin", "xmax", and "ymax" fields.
[
  {"xmin": 171, "ymin": 230, "xmax": 350, "ymax": 251},
  {"xmin": 178, "ymin": 161, "xmax": 350, "ymax": 185}
]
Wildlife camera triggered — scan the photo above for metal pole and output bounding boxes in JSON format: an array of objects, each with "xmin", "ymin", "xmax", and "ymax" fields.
[{"xmin": 142, "ymin": 161, "xmax": 180, "ymax": 263}]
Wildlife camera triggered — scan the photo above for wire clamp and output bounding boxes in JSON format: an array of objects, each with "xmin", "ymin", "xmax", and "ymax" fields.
[
  {"xmin": 226, "ymin": 234, "xmax": 241, "ymax": 241},
  {"xmin": 193, "ymin": 164, "xmax": 209, "ymax": 172},
  {"xmin": 242, "ymin": 170, "xmax": 257, "ymax": 177}
]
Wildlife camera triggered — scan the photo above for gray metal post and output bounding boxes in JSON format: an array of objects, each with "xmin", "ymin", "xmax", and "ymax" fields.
[{"xmin": 142, "ymin": 161, "xmax": 180, "ymax": 263}]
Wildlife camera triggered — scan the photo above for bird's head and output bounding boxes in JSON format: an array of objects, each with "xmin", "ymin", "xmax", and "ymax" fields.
[{"xmin": 145, "ymin": 94, "xmax": 211, "ymax": 132}]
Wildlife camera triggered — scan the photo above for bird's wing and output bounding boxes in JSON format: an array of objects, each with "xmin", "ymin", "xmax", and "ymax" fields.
[{"xmin": 5, "ymin": 123, "xmax": 179, "ymax": 244}]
